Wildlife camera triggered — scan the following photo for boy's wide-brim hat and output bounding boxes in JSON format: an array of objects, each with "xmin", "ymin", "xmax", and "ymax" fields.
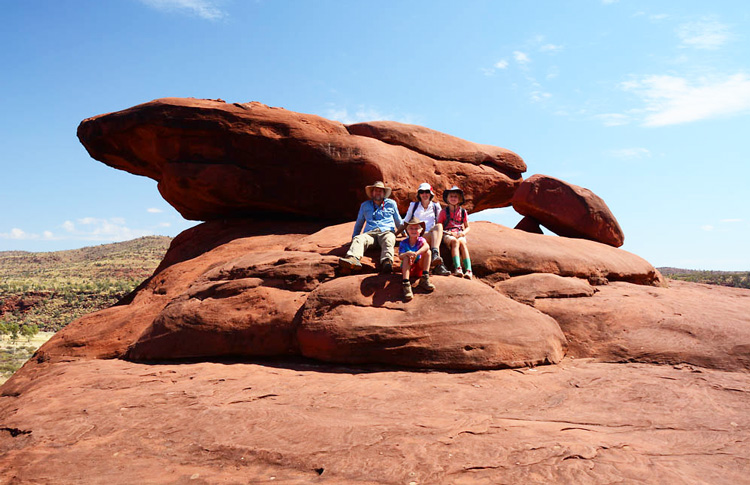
[
  {"xmin": 365, "ymin": 181, "xmax": 392, "ymax": 199},
  {"xmin": 415, "ymin": 182, "xmax": 435, "ymax": 200},
  {"xmin": 404, "ymin": 216, "xmax": 426, "ymax": 234},
  {"xmin": 442, "ymin": 186, "xmax": 465, "ymax": 205}
]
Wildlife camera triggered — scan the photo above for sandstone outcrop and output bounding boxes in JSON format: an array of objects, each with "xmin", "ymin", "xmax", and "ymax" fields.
[
  {"xmin": 77, "ymin": 98, "xmax": 525, "ymax": 221},
  {"xmin": 512, "ymin": 174, "xmax": 625, "ymax": 247},
  {"xmin": 3, "ymin": 100, "xmax": 750, "ymax": 483}
]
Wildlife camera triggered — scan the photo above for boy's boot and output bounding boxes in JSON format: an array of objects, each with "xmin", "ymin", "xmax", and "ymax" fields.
[
  {"xmin": 430, "ymin": 248, "xmax": 443, "ymax": 267},
  {"xmin": 402, "ymin": 280, "xmax": 413, "ymax": 301},
  {"xmin": 418, "ymin": 273, "xmax": 436, "ymax": 292}
]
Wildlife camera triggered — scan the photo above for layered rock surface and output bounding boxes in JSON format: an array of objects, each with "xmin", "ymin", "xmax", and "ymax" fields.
[{"xmin": 77, "ymin": 98, "xmax": 525, "ymax": 221}]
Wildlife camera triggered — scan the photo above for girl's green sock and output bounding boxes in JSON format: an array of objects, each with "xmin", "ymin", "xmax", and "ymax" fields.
[
  {"xmin": 462, "ymin": 258, "xmax": 472, "ymax": 272},
  {"xmin": 453, "ymin": 255, "xmax": 461, "ymax": 269}
]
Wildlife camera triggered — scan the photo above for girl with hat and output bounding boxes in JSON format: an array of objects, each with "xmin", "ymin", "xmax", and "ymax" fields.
[
  {"xmin": 437, "ymin": 186, "xmax": 473, "ymax": 279},
  {"xmin": 398, "ymin": 216, "xmax": 436, "ymax": 301},
  {"xmin": 396, "ymin": 183, "xmax": 451, "ymax": 276}
]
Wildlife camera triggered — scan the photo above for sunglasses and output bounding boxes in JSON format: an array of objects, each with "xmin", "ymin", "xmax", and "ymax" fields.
[{"xmin": 418, "ymin": 190, "xmax": 431, "ymax": 194}]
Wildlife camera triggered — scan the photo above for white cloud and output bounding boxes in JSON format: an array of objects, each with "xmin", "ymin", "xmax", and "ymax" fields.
[
  {"xmin": 608, "ymin": 148, "xmax": 652, "ymax": 159},
  {"xmin": 58, "ymin": 217, "xmax": 154, "ymax": 242},
  {"xmin": 0, "ymin": 228, "xmax": 39, "ymax": 240},
  {"xmin": 530, "ymin": 91, "xmax": 552, "ymax": 103},
  {"xmin": 622, "ymin": 73, "xmax": 750, "ymax": 126},
  {"xmin": 43, "ymin": 231, "xmax": 54, "ymax": 239},
  {"xmin": 513, "ymin": 51, "xmax": 531, "ymax": 64},
  {"xmin": 494, "ymin": 60, "xmax": 509, "ymax": 69},
  {"xmin": 677, "ymin": 19, "xmax": 730, "ymax": 50},
  {"xmin": 137, "ymin": 0, "xmax": 226, "ymax": 20},
  {"xmin": 602, "ymin": 0, "xmax": 619, "ymax": 4},
  {"xmin": 326, "ymin": 106, "xmax": 416, "ymax": 125},
  {"xmin": 147, "ymin": 208, "xmax": 164, "ymax": 213},
  {"xmin": 595, "ymin": 113, "xmax": 631, "ymax": 127},
  {"xmin": 701, "ymin": 225, "xmax": 714, "ymax": 232},
  {"xmin": 540, "ymin": 44, "xmax": 563, "ymax": 53},
  {"xmin": 721, "ymin": 218, "xmax": 743, "ymax": 223}
]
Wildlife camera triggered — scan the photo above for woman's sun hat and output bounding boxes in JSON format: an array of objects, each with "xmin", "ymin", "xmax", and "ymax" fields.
[
  {"xmin": 442, "ymin": 186, "xmax": 465, "ymax": 205},
  {"xmin": 365, "ymin": 181, "xmax": 392, "ymax": 199},
  {"xmin": 415, "ymin": 182, "xmax": 435, "ymax": 200}
]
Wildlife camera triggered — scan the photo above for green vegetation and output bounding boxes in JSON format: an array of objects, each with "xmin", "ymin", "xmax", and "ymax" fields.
[
  {"xmin": 659, "ymin": 267, "xmax": 750, "ymax": 289},
  {"xmin": 0, "ymin": 236, "xmax": 171, "ymax": 382}
]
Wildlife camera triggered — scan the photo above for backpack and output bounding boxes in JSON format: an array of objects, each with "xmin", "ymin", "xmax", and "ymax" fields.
[{"xmin": 443, "ymin": 206, "xmax": 467, "ymax": 229}]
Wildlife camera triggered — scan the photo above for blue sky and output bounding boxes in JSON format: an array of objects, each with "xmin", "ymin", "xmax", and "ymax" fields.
[{"xmin": 1, "ymin": 1, "xmax": 749, "ymax": 270}]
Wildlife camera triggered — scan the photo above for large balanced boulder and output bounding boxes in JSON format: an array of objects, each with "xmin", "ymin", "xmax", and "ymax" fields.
[
  {"xmin": 77, "ymin": 98, "xmax": 525, "ymax": 221},
  {"xmin": 512, "ymin": 174, "xmax": 625, "ymax": 247},
  {"xmin": 297, "ymin": 274, "xmax": 566, "ymax": 369}
]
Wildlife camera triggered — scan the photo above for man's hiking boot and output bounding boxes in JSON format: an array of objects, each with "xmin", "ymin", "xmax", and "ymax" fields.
[
  {"xmin": 432, "ymin": 263, "xmax": 450, "ymax": 276},
  {"xmin": 418, "ymin": 274, "xmax": 435, "ymax": 292},
  {"xmin": 402, "ymin": 280, "xmax": 413, "ymax": 301},
  {"xmin": 380, "ymin": 259, "xmax": 393, "ymax": 274},
  {"xmin": 338, "ymin": 255, "xmax": 362, "ymax": 272}
]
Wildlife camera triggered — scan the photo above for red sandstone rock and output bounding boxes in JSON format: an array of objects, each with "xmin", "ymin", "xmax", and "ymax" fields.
[
  {"xmin": 494, "ymin": 273, "xmax": 596, "ymax": 304},
  {"xmin": 535, "ymin": 279, "xmax": 750, "ymax": 372},
  {"xmin": 514, "ymin": 215, "xmax": 544, "ymax": 234},
  {"xmin": 2, "ymin": 358, "xmax": 749, "ymax": 483},
  {"xmin": 347, "ymin": 121, "xmax": 526, "ymax": 172},
  {"xmin": 297, "ymin": 274, "xmax": 567, "ymax": 369},
  {"xmin": 512, "ymin": 174, "xmax": 625, "ymax": 247},
  {"xmin": 77, "ymin": 98, "xmax": 525, "ymax": 220}
]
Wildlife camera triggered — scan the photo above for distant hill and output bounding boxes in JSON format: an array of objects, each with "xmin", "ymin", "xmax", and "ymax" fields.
[
  {"xmin": 658, "ymin": 267, "xmax": 750, "ymax": 289},
  {"xmin": 1, "ymin": 236, "xmax": 173, "ymax": 333}
]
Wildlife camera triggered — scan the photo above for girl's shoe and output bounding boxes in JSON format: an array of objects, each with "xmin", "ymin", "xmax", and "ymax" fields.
[
  {"xmin": 463, "ymin": 270, "xmax": 473, "ymax": 280},
  {"xmin": 402, "ymin": 280, "xmax": 413, "ymax": 301},
  {"xmin": 453, "ymin": 267, "xmax": 464, "ymax": 277}
]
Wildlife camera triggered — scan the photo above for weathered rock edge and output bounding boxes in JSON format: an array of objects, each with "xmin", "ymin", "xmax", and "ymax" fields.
[{"xmin": 77, "ymin": 97, "xmax": 525, "ymax": 221}]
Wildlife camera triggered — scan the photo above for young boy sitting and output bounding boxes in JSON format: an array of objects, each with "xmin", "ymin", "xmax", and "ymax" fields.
[{"xmin": 398, "ymin": 217, "xmax": 436, "ymax": 301}]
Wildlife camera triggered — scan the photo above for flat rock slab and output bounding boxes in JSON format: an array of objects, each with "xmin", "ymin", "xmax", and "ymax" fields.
[
  {"xmin": 536, "ymin": 279, "xmax": 750, "ymax": 372},
  {"xmin": 512, "ymin": 174, "xmax": 625, "ymax": 247},
  {"xmin": 2, "ymin": 358, "xmax": 749, "ymax": 484},
  {"xmin": 494, "ymin": 273, "xmax": 596, "ymax": 304},
  {"xmin": 77, "ymin": 98, "xmax": 525, "ymax": 221},
  {"xmin": 298, "ymin": 274, "xmax": 567, "ymax": 369}
]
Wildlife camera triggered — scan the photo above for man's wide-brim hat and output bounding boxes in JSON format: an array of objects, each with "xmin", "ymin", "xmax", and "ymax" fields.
[
  {"xmin": 366, "ymin": 181, "xmax": 392, "ymax": 199},
  {"xmin": 415, "ymin": 182, "xmax": 435, "ymax": 200},
  {"xmin": 404, "ymin": 216, "xmax": 426, "ymax": 235},
  {"xmin": 443, "ymin": 186, "xmax": 465, "ymax": 205}
]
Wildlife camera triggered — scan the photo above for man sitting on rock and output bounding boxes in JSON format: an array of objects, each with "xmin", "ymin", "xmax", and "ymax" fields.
[{"xmin": 339, "ymin": 181, "xmax": 404, "ymax": 274}]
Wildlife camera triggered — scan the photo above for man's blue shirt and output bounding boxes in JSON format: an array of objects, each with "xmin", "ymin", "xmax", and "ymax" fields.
[{"xmin": 352, "ymin": 198, "xmax": 404, "ymax": 238}]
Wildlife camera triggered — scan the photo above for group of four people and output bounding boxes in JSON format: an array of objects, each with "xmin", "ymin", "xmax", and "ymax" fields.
[{"xmin": 338, "ymin": 181, "xmax": 473, "ymax": 301}]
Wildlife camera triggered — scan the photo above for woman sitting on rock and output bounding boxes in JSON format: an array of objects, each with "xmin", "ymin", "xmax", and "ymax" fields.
[
  {"xmin": 396, "ymin": 183, "xmax": 450, "ymax": 276},
  {"xmin": 398, "ymin": 217, "xmax": 436, "ymax": 301},
  {"xmin": 437, "ymin": 186, "xmax": 473, "ymax": 279}
]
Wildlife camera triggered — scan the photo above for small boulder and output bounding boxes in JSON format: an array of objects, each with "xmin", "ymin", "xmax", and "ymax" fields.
[
  {"xmin": 511, "ymin": 174, "xmax": 625, "ymax": 247},
  {"xmin": 297, "ymin": 274, "xmax": 567, "ymax": 370}
]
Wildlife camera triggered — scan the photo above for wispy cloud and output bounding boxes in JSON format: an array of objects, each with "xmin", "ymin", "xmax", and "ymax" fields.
[
  {"xmin": 494, "ymin": 60, "xmax": 509, "ymax": 69},
  {"xmin": 0, "ymin": 228, "xmax": 38, "ymax": 240},
  {"xmin": 325, "ymin": 105, "xmax": 417, "ymax": 125},
  {"xmin": 513, "ymin": 51, "xmax": 531, "ymax": 65},
  {"xmin": 677, "ymin": 18, "xmax": 730, "ymax": 50},
  {"xmin": 147, "ymin": 208, "xmax": 164, "ymax": 213},
  {"xmin": 701, "ymin": 225, "xmax": 714, "ymax": 232},
  {"xmin": 721, "ymin": 218, "xmax": 743, "ymax": 223},
  {"xmin": 621, "ymin": 73, "xmax": 750, "ymax": 126},
  {"xmin": 595, "ymin": 113, "xmax": 631, "ymax": 127},
  {"xmin": 137, "ymin": 0, "xmax": 226, "ymax": 20},
  {"xmin": 60, "ymin": 217, "xmax": 153, "ymax": 242},
  {"xmin": 540, "ymin": 44, "xmax": 563, "ymax": 53},
  {"xmin": 607, "ymin": 147, "xmax": 652, "ymax": 159}
]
